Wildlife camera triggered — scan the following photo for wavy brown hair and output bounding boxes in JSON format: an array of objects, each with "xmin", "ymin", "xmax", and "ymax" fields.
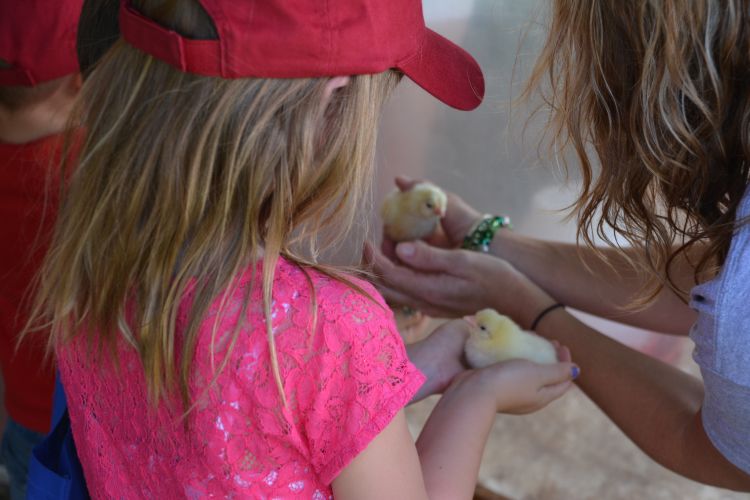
[
  {"xmin": 526, "ymin": 0, "xmax": 750, "ymax": 301},
  {"xmin": 26, "ymin": 0, "xmax": 399, "ymax": 407}
]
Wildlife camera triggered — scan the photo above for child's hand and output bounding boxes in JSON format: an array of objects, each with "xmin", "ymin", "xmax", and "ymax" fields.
[
  {"xmin": 406, "ymin": 319, "xmax": 470, "ymax": 403},
  {"xmin": 451, "ymin": 343, "xmax": 577, "ymax": 415}
]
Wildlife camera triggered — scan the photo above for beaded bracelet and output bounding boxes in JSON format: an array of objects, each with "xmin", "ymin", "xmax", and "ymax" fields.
[{"xmin": 461, "ymin": 215, "xmax": 512, "ymax": 252}]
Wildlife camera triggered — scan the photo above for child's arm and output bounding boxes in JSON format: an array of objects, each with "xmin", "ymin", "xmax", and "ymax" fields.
[
  {"xmin": 332, "ymin": 410, "xmax": 429, "ymax": 500},
  {"xmin": 415, "ymin": 357, "xmax": 575, "ymax": 499},
  {"xmin": 332, "ymin": 324, "xmax": 577, "ymax": 500}
]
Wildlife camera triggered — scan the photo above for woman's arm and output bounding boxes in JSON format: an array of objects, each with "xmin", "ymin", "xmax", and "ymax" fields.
[
  {"xmin": 376, "ymin": 178, "xmax": 696, "ymax": 334},
  {"xmin": 490, "ymin": 231, "xmax": 697, "ymax": 335},
  {"xmin": 372, "ymin": 240, "xmax": 750, "ymax": 489},
  {"xmin": 535, "ymin": 306, "xmax": 750, "ymax": 490}
]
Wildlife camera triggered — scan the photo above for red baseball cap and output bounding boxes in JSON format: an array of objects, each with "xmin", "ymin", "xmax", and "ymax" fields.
[
  {"xmin": 0, "ymin": 0, "xmax": 84, "ymax": 86},
  {"xmin": 119, "ymin": 0, "xmax": 484, "ymax": 111}
]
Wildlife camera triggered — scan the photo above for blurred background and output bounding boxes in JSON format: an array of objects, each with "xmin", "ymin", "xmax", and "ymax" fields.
[{"xmin": 372, "ymin": 1, "xmax": 744, "ymax": 499}]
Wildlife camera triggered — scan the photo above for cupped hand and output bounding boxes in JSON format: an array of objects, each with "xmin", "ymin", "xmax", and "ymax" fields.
[
  {"xmin": 365, "ymin": 239, "xmax": 554, "ymax": 328},
  {"xmin": 451, "ymin": 343, "xmax": 578, "ymax": 415},
  {"xmin": 406, "ymin": 319, "xmax": 471, "ymax": 403}
]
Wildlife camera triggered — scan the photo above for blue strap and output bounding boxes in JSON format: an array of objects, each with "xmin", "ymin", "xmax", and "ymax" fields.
[{"xmin": 50, "ymin": 376, "xmax": 68, "ymax": 431}]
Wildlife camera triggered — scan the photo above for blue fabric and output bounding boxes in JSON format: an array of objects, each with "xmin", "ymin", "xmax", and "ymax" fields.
[
  {"xmin": 689, "ymin": 185, "xmax": 750, "ymax": 475},
  {"xmin": 50, "ymin": 375, "xmax": 68, "ymax": 430},
  {"xmin": 0, "ymin": 418, "xmax": 45, "ymax": 500},
  {"xmin": 25, "ymin": 376, "xmax": 89, "ymax": 500}
]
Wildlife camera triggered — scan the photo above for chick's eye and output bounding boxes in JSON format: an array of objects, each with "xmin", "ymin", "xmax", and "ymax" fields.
[
  {"xmin": 479, "ymin": 325, "xmax": 487, "ymax": 331},
  {"xmin": 426, "ymin": 202, "xmax": 434, "ymax": 209}
]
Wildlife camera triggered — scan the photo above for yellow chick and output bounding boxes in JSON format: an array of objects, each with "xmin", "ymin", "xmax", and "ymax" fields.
[
  {"xmin": 381, "ymin": 182, "xmax": 447, "ymax": 242},
  {"xmin": 464, "ymin": 308, "xmax": 558, "ymax": 368}
]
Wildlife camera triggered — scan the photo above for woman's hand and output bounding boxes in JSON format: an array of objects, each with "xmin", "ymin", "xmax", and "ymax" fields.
[
  {"xmin": 365, "ymin": 239, "xmax": 554, "ymax": 328},
  {"xmin": 371, "ymin": 176, "xmax": 555, "ymax": 326},
  {"xmin": 406, "ymin": 320, "xmax": 471, "ymax": 403},
  {"xmin": 448, "ymin": 343, "xmax": 577, "ymax": 415}
]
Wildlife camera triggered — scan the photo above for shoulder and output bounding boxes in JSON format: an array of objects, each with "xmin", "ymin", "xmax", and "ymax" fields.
[
  {"xmin": 260, "ymin": 260, "xmax": 402, "ymax": 356},
  {"xmin": 280, "ymin": 265, "xmax": 424, "ymax": 484},
  {"xmin": 300, "ymin": 265, "xmax": 394, "ymax": 329}
]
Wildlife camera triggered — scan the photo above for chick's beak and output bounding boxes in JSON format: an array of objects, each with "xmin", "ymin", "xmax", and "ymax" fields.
[{"xmin": 434, "ymin": 206, "xmax": 445, "ymax": 217}]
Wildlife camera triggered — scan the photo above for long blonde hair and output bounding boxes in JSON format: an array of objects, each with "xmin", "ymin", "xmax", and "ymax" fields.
[
  {"xmin": 28, "ymin": 0, "xmax": 399, "ymax": 407},
  {"xmin": 525, "ymin": 0, "xmax": 750, "ymax": 302}
]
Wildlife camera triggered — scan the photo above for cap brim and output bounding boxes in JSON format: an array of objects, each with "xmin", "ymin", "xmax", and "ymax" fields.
[{"xmin": 397, "ymin": 28, "xmax": 485, "ymax": 111}]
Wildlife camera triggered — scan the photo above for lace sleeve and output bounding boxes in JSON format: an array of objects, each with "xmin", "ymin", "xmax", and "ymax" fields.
[{"xmin": 298, "ymin": 279, "xmax": 425, "ymax": 485}]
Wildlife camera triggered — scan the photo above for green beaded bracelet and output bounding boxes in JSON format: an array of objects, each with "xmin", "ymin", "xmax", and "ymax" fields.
[{"xmin": 461, "ymin": 215, "xmax": 512, "ymax": 252}]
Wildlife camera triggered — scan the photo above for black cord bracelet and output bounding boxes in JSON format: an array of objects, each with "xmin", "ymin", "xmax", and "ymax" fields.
[{"xmin": 530, "ymin": 303, "xmax": 565, "ymax": 331}]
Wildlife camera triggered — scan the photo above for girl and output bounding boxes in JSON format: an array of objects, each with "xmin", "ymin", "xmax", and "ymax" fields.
[
  {"xmin": 29, "ymin": 0, "xmax": 578, "ymax": 498},
  {"xmin": 369, "ymin": 0, "xmax": 750, "ymax": 491}
]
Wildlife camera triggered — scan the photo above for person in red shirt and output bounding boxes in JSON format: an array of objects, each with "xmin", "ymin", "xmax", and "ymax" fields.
[{"xmin": 0, "ymin": 1, "xmax": 83, "ymax": 498}]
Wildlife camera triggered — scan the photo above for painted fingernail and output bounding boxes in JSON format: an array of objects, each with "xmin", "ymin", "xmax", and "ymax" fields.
[
  {"xmin": 397, "ymin": 242, "xmax": 415, "ymax": 257},
  {"xmin": 571, "ymin": 365, "xmax": 580, "ymax": 379}
]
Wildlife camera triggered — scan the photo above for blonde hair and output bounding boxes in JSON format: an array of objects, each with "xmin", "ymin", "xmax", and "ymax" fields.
[
  {"xmin": 525, "ymin": 0, "xmax": 750, "ymax": 303},
  {"xmin": 28, "ymin": 0, "xmax": 399, "ymax": 407}
]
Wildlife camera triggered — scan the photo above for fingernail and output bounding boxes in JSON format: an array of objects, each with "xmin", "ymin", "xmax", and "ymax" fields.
[
  {"xmin": 397, "ymin": 242, "xmax": 415, "ymax": 258},
  {"xmin": 571, "ymin": 365, "xmax": 580, "ymax": 379}
]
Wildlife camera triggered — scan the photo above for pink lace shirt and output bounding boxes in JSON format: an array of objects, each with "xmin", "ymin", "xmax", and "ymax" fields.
[{"xmin": 57, "ymin": 258, "xmax": 425, "ymax": 499}]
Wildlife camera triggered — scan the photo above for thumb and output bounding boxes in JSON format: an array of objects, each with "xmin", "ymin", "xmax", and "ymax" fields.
[
  {"xmin": 395, "ymin": 241, "xmax": 465, "ymax": 273},
  {"xmin": 537, "ymin": 362, "xmax": 580, "ymax": 386}
]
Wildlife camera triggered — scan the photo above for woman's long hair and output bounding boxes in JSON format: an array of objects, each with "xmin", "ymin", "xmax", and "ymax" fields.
[
  {"xmin": 26, "ymin": 0, "xmax": 399, "ymax": 408},
  {"xmin": 526, "ymin": 0, "xmax": 750, "ymax": 302}
]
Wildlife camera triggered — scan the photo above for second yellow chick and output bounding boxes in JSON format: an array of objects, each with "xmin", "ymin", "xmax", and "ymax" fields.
[
  {"xmin": 381, "ymin": 182, "xmax": 447, "ymax": 242},
  {"xmin": 464, "ymin": 308, "xmax": 558, "ymax": 367}
]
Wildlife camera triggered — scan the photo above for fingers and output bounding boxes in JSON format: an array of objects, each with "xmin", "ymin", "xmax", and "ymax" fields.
[
  {"xmin": 430, "ymin": 319, "xmax": 471, "ymax": 343},
  {"xmin": 363, "ymin": 244, "xmax": 445, "ymax": 313},
  {"xmin": 377, "ymin": 284, "xmax": 423, "ymax": 311},
  {"xmin": 366, "ymin": 243, "xmax": 419, "ymax": 295},
  {"xmin": 554, "ymin": 343, "xmax": 572, "ymax": 363},
  {"xmin": 364, "ymin": 240, "xmax": 466, "ymax": 318},
  {"xmin": 378, "ymin": 284, "xmax": 454, "ymax": 318},
  {"xmin": 537, "ymin": 361, "xmax": 580, "ymax": 386},
  {"xmin": 538, "ymin": 379, "xmax": 573, "ymax": 405},
  {"xmin": 380, "ymin": 231, "xmax": 398, "ymax": 261},
  {"xmin": 395, "ymin": 240, "xmax": 465, "ymax": 273}
]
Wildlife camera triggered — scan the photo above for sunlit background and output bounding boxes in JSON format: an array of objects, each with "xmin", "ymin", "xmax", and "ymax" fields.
[{"xmin": 372, "ymin": 1, "xmax": 744, "ymax": 498}]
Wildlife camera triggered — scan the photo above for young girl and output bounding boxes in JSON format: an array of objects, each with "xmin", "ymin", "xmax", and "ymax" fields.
[{"xmin": 30, "ymin": 1, "xmax": 577, "ymax": 498}]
